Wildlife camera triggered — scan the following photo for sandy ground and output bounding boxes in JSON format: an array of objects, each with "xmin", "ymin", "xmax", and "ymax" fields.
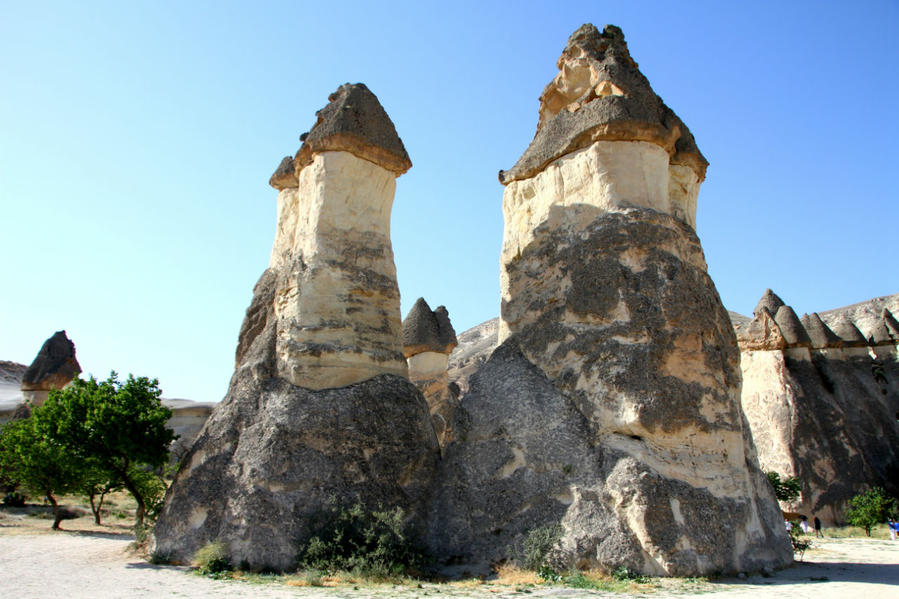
[{"xmin": 1, "ymin": 514, "xmax": 898, "ymax": 599}]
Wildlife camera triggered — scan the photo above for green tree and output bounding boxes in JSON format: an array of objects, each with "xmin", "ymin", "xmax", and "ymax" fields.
[
  {"xmin": 845, "ymin": 487, "xmax": 898, "ymax": 536},
  {"xmin": 766, "ymin": 471, "xmax": 802, "ymax": 504},
  {"xmin": 0, "ymin": 418, "xmax": 86, "ymax": 529},
  {"xmin": 41, "ymin": 373, "xmax": 175, "ymax": 527}
]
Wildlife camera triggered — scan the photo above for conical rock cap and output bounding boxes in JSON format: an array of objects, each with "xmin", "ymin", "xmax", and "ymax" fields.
[
  {"xmin": 800, "ymin": 312, "xmax": 842, "ymax": 348},
  {"xmin": 499, "ymin": 24, "xmax": 707, "ymax": 185},
  {"xmin": 294, "ymin": 83, "xmax": 411, "ymax": 176}
]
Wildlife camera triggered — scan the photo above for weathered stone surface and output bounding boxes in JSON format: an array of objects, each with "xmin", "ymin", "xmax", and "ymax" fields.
[
  {"xmin": 800, "ymin": 313, "xmax": 842, "ymax": 349},
  {"xmin": 831, "ymin": 317, "xmax": 868, "ymax": 347},
  {"xmin": 21, "ymin": 331, "xmax": 81, "ymax": 392},
  {"xmin": 753, "ymin": 289, "xmax": 785, "ymax": 318},
  {"xmin": 161, "ymin": 399, "xmax": 217, "ymax": 463},
  {"xmin": 403, "ymin": 299, "xmax": 460, "ymax": 448},
  {"xmin": 462, "ymin": 23, "xmax": 790, "ymax": 576},
  {"xmin": 152, "ymin": 368, "xmax": 438, "ymax": 570},
  {"xmin": 868, "ymin": 319, "xmax": 893, "ymax": 345},
  {"xmin": 447, "ymin": 318, "xmax": 498, "ymax": 396},
  {"xmin": 20, "ymin": 331, "xmax": 81, "ymax": 408},
  {"xmin": 267, "ymin": 149, "xmax": 409, "ymax": 389},
  {"xmin": 402, "ymin": 298, "xmax": 458, "ymax": 357},
  {"xmin": 738, "ymin": 291, "xmax": 899, "ymax": 524},
  {"xmin": 773, "ymin": 306, "xmax": 811, "ymax": 348},
  {"xmin": 499, "ymin": 24, "xmax": 707, "ymax": 187},
  {"xmin": 884, "ymin": 308, "xmax": 899, "ymax": 340},
  {"xmin": 740, "ymin": 347, "xmax": 899, "ymax": 524},
  {"xmin": 431, "ymin": 210, "xmax": 790, "ymax": 575},
  {"xmin": 152, "ymin": 85, "xmax": 438, "ymax": 571},
  {"xmin": 268, "ymin": 156, "xmax": 297, "ymax": 190},
  {"xmin": 294, "ymin": 83, "xmax": 411, "ymax": 176},
  {"xmin": 736, "ymin": 308, "xmax": 787, "ymax": 351}
]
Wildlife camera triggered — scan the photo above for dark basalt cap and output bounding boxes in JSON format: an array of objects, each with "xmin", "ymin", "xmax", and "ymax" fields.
[
  {"xmin": 21, "ymin": 330, "xmax": 82, "ymax": 391},
  {"xmin": 402, "ymin": 298, "xmax": 458, "ymax": 358},
  {"xmin": 737, "ymin": 308, "xmax": 787, "ymax": 351},
  {"xmin": 294, "ymin": 83, "xmax": 411, "ymax": 176},
  {"xmin": 801, "ymin": 312, "xmax": 843, "ymax": 348},
  {"xmin": 884, "ymin": 308, "xmax": 899, "ymax": 340},
  {"xmin": 831, "ymin": 317, "xmax": 868, "ymax": 347},
  {"xmin": 754, "ymin": 289, "xmax": 786, "ymax": 318},
  {"xmin": 773, "ymin": 305, "xmax": 811, "ymax": 347},
  {"xmin": 499, "ymin": 24, "xmax": 707, "ymax": 185},
  {"xmin": 269, "ymin": 156, "xmax": 298, "ymax": 190}
]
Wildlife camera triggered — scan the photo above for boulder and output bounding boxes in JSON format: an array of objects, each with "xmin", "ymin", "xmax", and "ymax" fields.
[{"xmin": 151, "ymin": 84, "xmax": 438, "ymax": 570}]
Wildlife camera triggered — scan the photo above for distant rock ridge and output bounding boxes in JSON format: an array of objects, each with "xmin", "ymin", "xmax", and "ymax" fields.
[{"xmin": 733, "ymin": 290, "xmax": 899, "ymax": 524}]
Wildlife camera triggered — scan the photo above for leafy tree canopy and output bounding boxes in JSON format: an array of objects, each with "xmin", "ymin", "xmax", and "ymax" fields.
[
  {"xmin": 766, "ymin": 471, "xmax": 802, "ymax": 504},
  {"xmin": 846, "ymin": 487, "xmax": 898, "ymax": 536}
]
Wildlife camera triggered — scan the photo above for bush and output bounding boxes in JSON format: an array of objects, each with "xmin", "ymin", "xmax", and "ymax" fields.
[
  {"xmin": 845, "ymin": 487, "xmax": 898, "ymax": 536},
  {"xmin": 508, "ymin": 523, "xmax": 563, "ymax": 577},
  {"xmin": 297, "ymin": 502, "xmax": 426, "ymax": 578},
  {"xmin": 194, "ymin": 541, "xmax": 231, "ymax": 575},
  {"xmin": 766, "ymin": 471, "xmax": 801, "ymax": 504},
  {"xmin": 2, "ymin": 492, "xmax": 26, "ymax": 507},
  {"xmin": 612, "ymin": 565, "xmax": 651, "ymax": 584}
]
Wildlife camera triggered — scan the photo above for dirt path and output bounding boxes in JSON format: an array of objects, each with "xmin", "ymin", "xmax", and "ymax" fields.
[{"xmin": 1, "ymin": 521, "xmax": 897, "ymax": 598}]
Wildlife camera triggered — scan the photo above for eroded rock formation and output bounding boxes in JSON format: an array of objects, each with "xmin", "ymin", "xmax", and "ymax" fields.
[
  {"xmin": 428, "ymin": 24, "xmax": 790, "ymax": 576},
  {"xmin": 403, "ymin": 298, "xmax": 459, "ymax": 447},
  {"xmin": 19, "ymin": 331, "xmax": 81, "ymax": 410},
  {"xmin": 151, "ymin": 84, "xmax": 438, "ymax": 570},
  {"xmin": 737, "ymin": 291, "xmax": 899, "ymax": 523}
]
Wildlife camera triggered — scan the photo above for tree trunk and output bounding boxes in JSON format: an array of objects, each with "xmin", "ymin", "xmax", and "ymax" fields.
[
  {"xmin": 46, "ymin": 492, "xmax": 61, "ymax": 530},
  {"xmin": 120, "ymin": 472, "xmax": 145, "ymax": 528},
  {"xmin": 89, "ymin": 491, "xmax": 106, "ymax": 525}
]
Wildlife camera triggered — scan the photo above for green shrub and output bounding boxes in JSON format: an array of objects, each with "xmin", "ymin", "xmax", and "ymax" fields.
[
  {"xmin": 846, "ymin": 487, "xmax": 898, "ymax": 536},
  {"xmin": 612, "ymin": 565, "xmax": 651, "ymax": 584},
  {"xmin": 2, "ymin": 492, "xmax": 26, "ymax": 507},
  {"xmin": 296, "ymin": 502, "xmax": 426, "ymax": 578},
  {"xmin": 508, "ymin": 523, "xmax": 563, "ymax": 577},
  {"xmin": 194, "ymin": 541, "xmax": 232, "ymax": 575}
]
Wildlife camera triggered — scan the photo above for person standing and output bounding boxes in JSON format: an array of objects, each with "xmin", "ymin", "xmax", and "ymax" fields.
[
  {"xmin": 889, "ymin": 518, "xmax": 898, "ymax": 541},
  {"xmin": 814, "ymin": 516, "xmax": 823, "ymax": 538}
]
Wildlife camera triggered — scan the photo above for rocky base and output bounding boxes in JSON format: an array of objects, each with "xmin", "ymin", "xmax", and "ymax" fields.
[
  {"xmin": 433, "ymin": 209, "xmax": 791, "ymax": 575},
  {"xmin": 151, "ymin": 369, "xmax": 438, "ymax": 571}
]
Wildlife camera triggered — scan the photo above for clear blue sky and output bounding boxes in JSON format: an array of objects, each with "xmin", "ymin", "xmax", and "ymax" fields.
[{"xmin": 1, "ymin": 1, "xmax": 896, "ymax": 402}]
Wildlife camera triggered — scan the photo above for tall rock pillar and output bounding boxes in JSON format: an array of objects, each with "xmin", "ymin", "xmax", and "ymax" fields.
[
  {"xmin": 429, "ymin": 24, "xmax": 791, "ymax": 576},
  {"xmin": 151, "ymin": 84, "xmax": 439, "ymax": 571}
]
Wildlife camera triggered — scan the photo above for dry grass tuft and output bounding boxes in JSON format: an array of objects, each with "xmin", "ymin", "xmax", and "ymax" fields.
[{"xmin": 493, "ymin": 563, "xmax": 541, "ymax": 585}]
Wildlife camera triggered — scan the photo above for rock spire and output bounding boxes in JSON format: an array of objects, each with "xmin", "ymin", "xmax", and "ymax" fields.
[
  {"xmin": 754, "ymin": 289, "xmax": 785, "ymax": 318},
  {"xmin": 430, "ymin": 24, "xmax": 790, "ymax": 576},
  {"xmin": 151, "ymin": 84, "xmax": 438, "ymax": 571},
  {"xmin": 402, "ymin": 298, "xmax": 460, "ymax": 447}
]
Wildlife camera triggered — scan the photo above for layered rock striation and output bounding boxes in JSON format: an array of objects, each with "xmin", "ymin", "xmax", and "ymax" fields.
[
  {"xmin": 402, "ymin": 298, "xmax": 459, "ymax": 447},
  {"xmin": 737, "ymin": 291, "xmax": 899, "ymax": 523},
  {"xmin": 151, "ymin": 84, "xmax": 438, "ymax": 570},
  {"xmin": 429, "ymin": 24, "xmax": 790, "ymax": 576}
]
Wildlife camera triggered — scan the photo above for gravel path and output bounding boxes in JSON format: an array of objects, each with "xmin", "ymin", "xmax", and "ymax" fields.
[{"xmin": 1, "ymin": 525, "xmax": 898, "ymax": 598}]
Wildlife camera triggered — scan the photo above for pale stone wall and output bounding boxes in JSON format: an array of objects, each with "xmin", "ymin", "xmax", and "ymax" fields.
[
  {"xmin": 499, "ymin": 140, "xmax": 698, "ymax": 343},
  {"xmin": 269, "ymin": 151, "xmax": 408, "ymax": 390},
  {"xmin": 407, "ymin": 351, "xmax": 450, "ymax": 382}
]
